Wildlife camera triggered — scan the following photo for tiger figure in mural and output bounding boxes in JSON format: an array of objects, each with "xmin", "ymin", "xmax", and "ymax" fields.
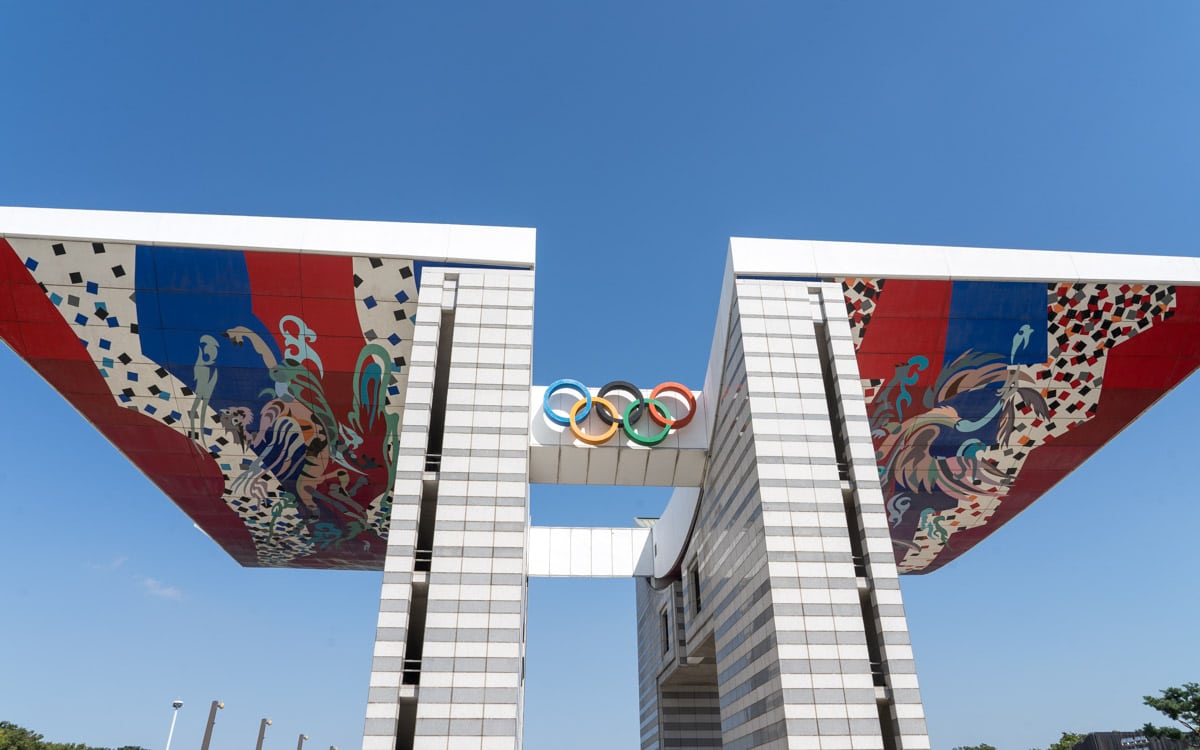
[{"xmin": 211, "ymin": 321, "xmax": 400, "ymax": 547}]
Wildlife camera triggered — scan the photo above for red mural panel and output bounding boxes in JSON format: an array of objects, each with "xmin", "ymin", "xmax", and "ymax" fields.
[
  {"xmin": 0, "ymin": 237, "xmax": 423, "ymax": 569},
  {"xmin": 846, "ymin": 276, "xmax": 1200, "ymax": 573}
]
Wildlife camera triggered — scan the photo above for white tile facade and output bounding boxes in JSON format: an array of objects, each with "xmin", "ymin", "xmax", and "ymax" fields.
[
  {"xmin": 634, "ymin": 278, "xmax": 930, "ymax": 750},
  {"xmin": 363, "ymin": 268, "xmax": 534, "ymax": 750}
]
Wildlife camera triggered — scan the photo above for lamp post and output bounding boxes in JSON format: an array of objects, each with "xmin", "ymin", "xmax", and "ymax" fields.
[
  {"xmin": 198, "ymin": 699, "xmax": 224, "ymax": 750},
  {"xmin": 255, "ymin": 719, "xmax": 272, "ymax": 750},
  {"xmin": 296, "ymin": 734, "xmax": 309, "ymax": 750},
  {"xmin": 164, "ymin": 700, "xmax": 183, "ymax": 750}
]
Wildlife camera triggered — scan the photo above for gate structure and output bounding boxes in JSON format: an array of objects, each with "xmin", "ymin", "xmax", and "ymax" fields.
[{"xmin": 2, "ymin": 207, "xmax": 1198, "ymax": 750}]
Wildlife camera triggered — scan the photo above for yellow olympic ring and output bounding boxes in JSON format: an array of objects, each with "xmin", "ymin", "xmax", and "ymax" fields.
[{"xmin": 569, "ymin": 396, "xmax": 619, "ymax": 446}]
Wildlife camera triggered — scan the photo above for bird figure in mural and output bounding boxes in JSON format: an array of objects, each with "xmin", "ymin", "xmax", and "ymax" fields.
[
  {"xmin": 877, "ymin": 348, "xmax": 1049, "ymax": 506},
  {"xmin": 1010, "ymin": 323, "xmax": 1034, "ymax": 363}
]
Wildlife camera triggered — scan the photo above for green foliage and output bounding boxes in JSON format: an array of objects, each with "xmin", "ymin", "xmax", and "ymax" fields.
[
  {"xmin": 1142, "ymin": 722, "xmax": 1185, "ymax": 740},
  {"xmin": 1046, "ymin": 731, "xmax": 1086, "ymax": 750},
  {"xmin": 0, "ymin": 722, "xmax": 45, "ymax": 750},
  {"xmin": 1143, "ymin": 682, "xmax": 1200, "ymax": 747},
  {"xmin": 0, "ymin": 722, "xmax": 150, "ymax": 750},
  {"xmin": 952, "ymin": 745, "xmax": 997, "ymax": 750}
]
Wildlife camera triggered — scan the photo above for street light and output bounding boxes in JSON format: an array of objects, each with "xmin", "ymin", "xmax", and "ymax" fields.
[
  {"xmin": 198, "ymin": 700, "xmax": 224, "ymax": 750},
  {"xmin": 255, "ymin": 719, "xmax": 272, "ymax": 750},
  {"xmin": 296, "ymin": 734, "xmax": 309, "ymax": 750},
  {"xmin": 164, "ymin": 700, "xmax": 183, "ymax": 750}
]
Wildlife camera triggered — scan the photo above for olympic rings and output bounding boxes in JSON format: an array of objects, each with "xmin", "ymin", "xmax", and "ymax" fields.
[{"xmin": 544, "ymin": 380, "xmax": 696, "ymax": 447}]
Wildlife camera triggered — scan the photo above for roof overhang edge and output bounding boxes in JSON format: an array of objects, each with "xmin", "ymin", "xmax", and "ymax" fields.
[
  {"xmin": 0, "ymin": 206, "xmax": 536, "ymax": 269},
  {"xmin": 728, "ymin": 237, "xmax": 1200, "ymax": 285}
]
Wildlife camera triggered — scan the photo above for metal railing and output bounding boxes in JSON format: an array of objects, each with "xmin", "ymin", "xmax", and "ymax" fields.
[
  {"xmin": 870, "ymin": 661, "xmax": 887, "ymax": 687},
  {"xmin": 401, "ymin": 658, "xmax": 422, "ymax": 686},
  {"xmin": 852, "ymin": 554, "xmax": 868, "ymax": 579},
  {"xmin": 414, "ymin": 549, "xmax": 433, "ymax": 572}
]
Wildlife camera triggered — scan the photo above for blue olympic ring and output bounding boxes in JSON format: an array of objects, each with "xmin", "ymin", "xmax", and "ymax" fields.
[{"xmin": 543, "ymin": 379, "xmax": 591, "ymax": 426}]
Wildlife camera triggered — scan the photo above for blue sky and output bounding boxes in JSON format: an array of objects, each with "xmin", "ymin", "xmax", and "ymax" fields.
[{"xmin": 1, "ymin": 3, "xmax": 1198, "ymax": 749}]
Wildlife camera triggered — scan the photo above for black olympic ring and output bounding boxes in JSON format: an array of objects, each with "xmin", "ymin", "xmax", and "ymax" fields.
[{"xmin": 593, "ymin": 380, "xmax": 647, "ymax": 426}]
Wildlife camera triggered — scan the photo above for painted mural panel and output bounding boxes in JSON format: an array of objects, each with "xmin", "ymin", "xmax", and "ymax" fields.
[
  {"xmin": 3, "ymin": 231, "xmax": 1197, "ymax": 575},
  {"xmin": 843, "ymin": 277, "xmax": 1200, "ymax": 574},
  {"xmin": 0, "ymin": 237, "xmax": 426, "ymax": 569}
]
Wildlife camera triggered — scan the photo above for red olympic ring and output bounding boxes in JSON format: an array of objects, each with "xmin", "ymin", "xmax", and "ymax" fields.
[{"xmin": 648, "ymin": 382, "xmax": 697, "ymax": 429}]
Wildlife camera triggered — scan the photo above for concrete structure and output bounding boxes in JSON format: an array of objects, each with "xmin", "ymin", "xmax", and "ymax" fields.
[
  {"xmin": 1072, "ymin": 731, "xmax": 1190, "ymax": 750},
  {"xmin": 3, "ymin": 207, "xmax": 1199, "ymax": 749}
]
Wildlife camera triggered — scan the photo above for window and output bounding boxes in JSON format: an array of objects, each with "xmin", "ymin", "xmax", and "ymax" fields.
[
  {"xmin": 661, "ymin": 610, "xmax": 671, "ymax": 655},
  {"xmin": 691, "ymin": 566, "xmax": 702, "ymax": 613}
]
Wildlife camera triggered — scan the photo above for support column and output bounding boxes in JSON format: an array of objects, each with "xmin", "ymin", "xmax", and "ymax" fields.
[
  {"xmin": 363, "ymin": 268, "xmax": 534, "ymax": 750},
  {"xmin": 411, "ymin": 269, "xmax": 534, "ymax": 750},
  {"xmin": 816, "ymin": 283, "xmax": 929, "ymax": 750},
  {"xmin": 634, "ymin": 277, "xmax": 930, "ymax": 750},
  {"xmin": 723, "ymin": 278, "xmax": 886, "ymax": 750},
  {"xmin": 363, "ymin": 270, "xmax": 451, "ymax": 750}
]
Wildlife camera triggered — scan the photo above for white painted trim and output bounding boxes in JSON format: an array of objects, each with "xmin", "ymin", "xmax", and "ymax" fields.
[
  {"xmin": 0, "ymin": 206, "xmax": 536, "ymax": 267},
  {"xmin": 526, "ymin": 526, "xmax": 653, "ymax": 577},
  {"xmin": 650, "ymin": 487, "xmax": 701, "ymax": 580},
  {"xmin": 729, "ymin": 237, "xmax": 1200, "ymax": 285}
]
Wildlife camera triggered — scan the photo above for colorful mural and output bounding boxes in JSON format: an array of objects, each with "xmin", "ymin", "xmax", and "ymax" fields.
[
  {"xmin": 843, "ymin": 277, "xmax": 1200, "ymax": 573},
  {"xmin": 0, "ymin": 237, "xmax": 430, "ymax": 568},
  {"xmin": 3, "ymin": 231, "xmax": 1198, "ymax": 575}
]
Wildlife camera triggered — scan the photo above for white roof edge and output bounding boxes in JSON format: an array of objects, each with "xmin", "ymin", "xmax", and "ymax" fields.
[
  {"xmin": 728, "ymin": 237, "xmax": 1200, "ymax": 285},
  {"xmin": 0, "ymin": 206, "xmax": 536, "ymax": 268}
]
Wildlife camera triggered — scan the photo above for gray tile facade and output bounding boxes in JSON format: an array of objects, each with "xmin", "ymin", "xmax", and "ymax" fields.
[
  {"xmin": 364, "ymin": 268, "xmax": 534, "ymax": 750},
  {"xmin": 365, "ymin": 271, "xmax": 928, "ymax": 749},
  {"xmin": 635, "ymin": 279, "xmax": 930, "ymax": 750}
]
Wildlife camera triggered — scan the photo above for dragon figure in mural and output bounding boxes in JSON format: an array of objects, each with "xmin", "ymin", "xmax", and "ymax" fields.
[{"xmin": 874, "ymin": 326, "xmax": 1049, "ymax": 558}]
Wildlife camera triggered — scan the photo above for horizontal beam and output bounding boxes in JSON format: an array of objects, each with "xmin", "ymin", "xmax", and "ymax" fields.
[
  {"xmin": 729, "ymin": 237, "xmax": 1200, "ymax": 284},
  {"xmin": 527, "ymin": 527, "xmax": 652, "ymax": 577},
  {"xmin": 0, "ymin": 205, "xmax": 536, "ymax": 267}
]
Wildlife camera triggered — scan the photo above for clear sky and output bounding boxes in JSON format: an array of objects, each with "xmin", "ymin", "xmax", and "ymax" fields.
[{"xmin": 1, "ymin": 3, "xmax": 1197, "ymax": 750}]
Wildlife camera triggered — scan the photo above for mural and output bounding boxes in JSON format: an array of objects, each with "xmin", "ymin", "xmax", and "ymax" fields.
[
  {"xmin": 2, "ymin": 232, "xmax": 1197, "ymax": 575},
  {"xmin": 0, "ymin": 237, "xmax": 425, "ymax": 568},
  {"xmin": 843, "ymin": 277, "xmax": 1200, "ymax": 573}
]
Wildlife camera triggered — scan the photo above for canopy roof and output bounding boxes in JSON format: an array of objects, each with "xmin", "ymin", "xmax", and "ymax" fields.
[
  {"xmin": 728, "ymin": 239, "xmax": 1200, "ymax": 573},
  {"xmin": 0, "ymin": 207, "xmax": 533, "ymax": 569}
]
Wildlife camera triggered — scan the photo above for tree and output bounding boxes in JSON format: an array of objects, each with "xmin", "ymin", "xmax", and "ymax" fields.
[
  {"xmin": 0, "ymin": 722, "xmax": 45, "ymax": 750},
  {"xmin": 0, "ymin": 723, "xmax": 151, "ymax": 750},
  {"xmin": 952, "ymin": 745, "xmax": 997, "ymax": 750},
  {"xmin": 1047, "ymin": 732, "xmax": 1086, "ymax": 750},
  {"xmin": 1143, "ymin": 682, "xmax": 1200, "ymax": 747}
]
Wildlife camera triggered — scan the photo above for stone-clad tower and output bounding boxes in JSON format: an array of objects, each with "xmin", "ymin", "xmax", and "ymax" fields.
[
  {"xmin": 364, "ymin": 267, "xmax": 536, "ymax": 750},
  {"xmin": 635, "ymin": 277, "xmax": 926, "ymax": 750}
]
